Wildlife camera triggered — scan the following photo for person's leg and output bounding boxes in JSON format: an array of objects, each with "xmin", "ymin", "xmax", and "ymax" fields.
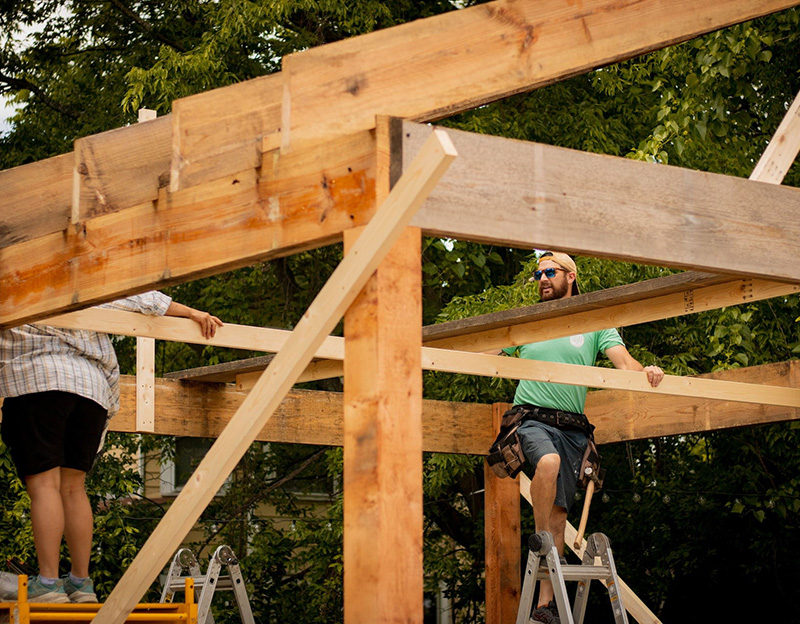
[
  {"xmin": 530, "ymin": 453, "xmax": 560, "ymax": 607},
  {"xmin": 60, "ymin": 468, "xmax": 92, "ymax": 579},
  {"xmin": 25, "ymin": 468, "xmax": 65, "ymax": 579}
]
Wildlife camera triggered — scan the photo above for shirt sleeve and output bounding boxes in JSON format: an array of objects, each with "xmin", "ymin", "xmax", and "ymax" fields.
[
  {"xmin": 100, "ymin": 291, "xmax": 172, "ymax": 316},
  {"xmin": 598, "ymin": 328, "xmax": 624, "ymax": 353}
]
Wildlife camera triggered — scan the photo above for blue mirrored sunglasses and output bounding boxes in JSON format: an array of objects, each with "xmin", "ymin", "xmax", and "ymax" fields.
[{"xmin": 533, "ymin": 267, "xmax": 564, "ymax": 281}]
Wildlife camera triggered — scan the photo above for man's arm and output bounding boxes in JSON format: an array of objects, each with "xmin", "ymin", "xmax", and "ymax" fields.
[
  {"xmin": 604, "ymin": 344, "xmax": 664, "ymax": 387},
  {"xmin": 165, "ymin": 301, "xmax": 223, "ymax": 339}
]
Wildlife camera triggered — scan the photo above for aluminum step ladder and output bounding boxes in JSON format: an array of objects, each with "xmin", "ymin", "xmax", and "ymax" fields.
[
  {"xmin": 516, "ymin": 531, "xmax": 627, "ymax": 624},
  {"xmin": 161, "ymin": 545, "xmax": 255, "ymax": 624}
]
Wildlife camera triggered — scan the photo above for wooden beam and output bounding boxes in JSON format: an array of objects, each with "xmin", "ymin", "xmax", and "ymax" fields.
[
  {"xmin": 42, "ymin": 309, "xmax": 800, "ymax": 409},
  {"xmin": 424, "ymin": 276, "xmax": 799, "ymax": 352},
  {"xmin": 0, "ymin": 153, "xmax": 72, "ymax": 248},
  {"xmin": 93, "ymin": 127, "xmax": 457, "ymax": 624},
  {"xmin": 282, "ymin": 0, "xmax": 799, "ymax": 147},
  {"xmin": 97, "ymin": 378, "xmax": 492, "ymax": 454},
  {"xmin": 342, "ymin": 116, "xmax": 424, "ymax": 624},
  {"xmin": 750, "ymin": 87, "xmax": 800, "ymax": 183},
  {"xmin": 484, "ymin": 403, "xmax": 521, "ymax": 624},
  {"xmin": 89, "ymin": 359, "xmax": 800, "ymax": 451},
  {"xmin": 404, "ymin": 121, "xmax": 800, "ymax": 282},
  {"xmin": 135, "ymin": 337, "xmax": 155, "ymax": 433},
  {"xmin": 72, "ymin": 115, "xmax": 172, "ymax": 223},
  {"xmin": 519, "ymin": 473, "xmax": 662, "ymax": 624},
  {"xmin": 0, "ymin": 129, "xmax": 377, "ymax": 330},
  {"xmin": 171, "ymin": 73, "xmax": 281, "ymax": 191},
  {"xmin": 423, "ymin": 349, "xmax": 800, "ymax": 409},
  {"xmin": 588, "ymin": 360, "xmax": 800, "ymax": 444}
]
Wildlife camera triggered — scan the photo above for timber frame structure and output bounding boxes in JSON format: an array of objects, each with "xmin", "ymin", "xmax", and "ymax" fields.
[{"xmin": 2, "ymin": 1, "xmax": 800, "ymax": 622}]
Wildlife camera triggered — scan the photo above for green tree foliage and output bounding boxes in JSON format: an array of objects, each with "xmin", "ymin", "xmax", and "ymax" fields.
[{"xmin": 2, "ymin": 2, "xmax": 800, "ymax": 622}]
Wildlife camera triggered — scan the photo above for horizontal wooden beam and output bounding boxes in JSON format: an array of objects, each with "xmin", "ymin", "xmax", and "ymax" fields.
[
  {"xmin": 283, "ymin": 0, "xmax": 799, "ymax": 147},
  {"xmin": 0, "ymin": 130, "xmax": 377, "ymax": 329},
  {"xmin": 171, "ymin": 74, "xmax": 281, "ymax": 191},
  {"xmin": 73, "ymin": 115, "xmax": 172, "ymax": 223},
  {"xmin": 425, "ymin": 276, "xmax": 800, "ymax": 352},
  {"xmin": 2, "ymin": 360, "xmax": 788, "ymax": 452},
  {"xmin": 41, "ymin": 309, "xmax": 800, "ymax": 410},
  {"xmin": 0, "ymin": 153, "xmax": 72, "ymax": 248},
  {"xmin": 110, "ymin": 360, "xmax": 800, "ymax": 449},
  {"xmin": 405, "ymin": 122, "xmax": 800, "ymax": 282}
]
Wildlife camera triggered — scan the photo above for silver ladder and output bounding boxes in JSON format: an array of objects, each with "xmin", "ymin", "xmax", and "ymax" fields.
[
  {"xmin": 516, "ymin": 531, "xmax": 627, "ymax": 624},
  {"xmin": 161, "ymin": 545, "xmax": 255, "ymax": 624}
]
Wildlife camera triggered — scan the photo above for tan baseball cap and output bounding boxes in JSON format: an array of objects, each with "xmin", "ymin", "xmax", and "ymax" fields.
[{"xmin": 537, "ymin": 251, "xmax": 580, "ymax": 296}]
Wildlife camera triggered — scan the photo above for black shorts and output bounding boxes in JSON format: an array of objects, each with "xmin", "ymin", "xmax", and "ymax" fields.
[{"xmin": 1, "ymin": 391, "xmax": 108, "ymax": 478}]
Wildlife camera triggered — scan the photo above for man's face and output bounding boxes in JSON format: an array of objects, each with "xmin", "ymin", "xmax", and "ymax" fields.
[{"xmin": 537, "ymin": 260, "xmax": 571, "ymax": 301}]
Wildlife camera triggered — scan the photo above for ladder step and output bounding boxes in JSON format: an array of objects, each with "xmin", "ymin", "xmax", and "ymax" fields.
[
  {"xmin": 166, "ymin": 577, "xmax": 235, "ymax": 592},
  {"xmin": 536, "ymin": 564, "xmax": 612, "ymax": 581}
]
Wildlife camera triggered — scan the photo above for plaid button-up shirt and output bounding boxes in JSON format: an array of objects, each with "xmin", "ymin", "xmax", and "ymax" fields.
[{"xmin": 0, "ymin": 291, "xmax": 171, "ymax": 415}]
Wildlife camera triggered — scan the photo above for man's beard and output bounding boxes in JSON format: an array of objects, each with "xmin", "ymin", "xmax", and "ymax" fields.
[{"xmin": 539, "ymin": 279, "xmax": 569, "ymax": 301}]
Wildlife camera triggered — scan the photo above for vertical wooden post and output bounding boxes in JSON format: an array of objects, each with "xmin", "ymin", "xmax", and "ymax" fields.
[
  {"xmin": 135, "ymin": 336, "xmax": 156, "ymax": 432},
  {"xmin": 343, "ymin": 116, "xmax": 423, "ymax": 623},
  {"xmin": 485, "ymin": 402, "xmax": 521, "ymax": 624}
]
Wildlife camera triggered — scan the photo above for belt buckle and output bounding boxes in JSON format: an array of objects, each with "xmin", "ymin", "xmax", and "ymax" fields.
[{"xmin": 554, "ymin": 411, "xmax": 564, "ymax": 426}]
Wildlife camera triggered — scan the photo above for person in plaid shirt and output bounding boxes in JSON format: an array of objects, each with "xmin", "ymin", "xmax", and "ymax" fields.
[{"xmin": 0, "ymin": 292, "xmax": 222, "ymax": 603}]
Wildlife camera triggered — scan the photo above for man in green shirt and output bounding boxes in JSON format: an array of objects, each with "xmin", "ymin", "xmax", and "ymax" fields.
[{"xmin": 500, "ymin": 252, "xmax": 664, "ymax": 623}]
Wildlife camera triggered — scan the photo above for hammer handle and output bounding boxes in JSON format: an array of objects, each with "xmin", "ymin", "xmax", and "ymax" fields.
[{"xmin": 573, "ymin": 480, "xmax": 595, "ymax": 550}]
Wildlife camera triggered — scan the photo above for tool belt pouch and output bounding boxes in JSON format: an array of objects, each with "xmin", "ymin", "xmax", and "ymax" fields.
[
  {"xmin": 486, "ymin": 407, "xmax": 528, "ymax": 479},
  {"xmin": 576, "ymin": 438, "xmax": 605, "ymax": 490}
]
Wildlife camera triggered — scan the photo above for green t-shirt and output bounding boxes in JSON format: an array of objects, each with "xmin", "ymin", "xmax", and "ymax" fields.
[{"xmin": 502, "ymin": 329, "xmax": 623, "ymax": 414}]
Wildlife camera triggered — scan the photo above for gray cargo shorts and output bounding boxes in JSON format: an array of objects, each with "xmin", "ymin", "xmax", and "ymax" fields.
[{"xmin": 518, "ymin": 419, "xmax": 589, "ymax": 513}]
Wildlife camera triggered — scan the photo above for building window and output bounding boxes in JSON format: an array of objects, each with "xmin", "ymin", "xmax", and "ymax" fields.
[{"xmin": 160, "ymin": 437, "xmax": 229, "ymax": 497}]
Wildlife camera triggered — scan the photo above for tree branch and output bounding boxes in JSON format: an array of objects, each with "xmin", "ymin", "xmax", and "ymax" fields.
[
  {"xmin": 0, "ymin": 71, "xmax": 80, "ymax": 121},
  {"xmin": 108, "ymin": 0, "xmax": 187, "ymax": 53}
]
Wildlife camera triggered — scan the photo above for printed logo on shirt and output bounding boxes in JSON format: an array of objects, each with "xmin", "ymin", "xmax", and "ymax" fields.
[{"xmin": 569, "ymin": 334, "xmax": 585, "ymax": 348}]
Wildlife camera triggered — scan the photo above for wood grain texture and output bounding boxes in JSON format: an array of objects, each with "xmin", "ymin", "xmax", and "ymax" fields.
[
  {"xmin": 342, "ymin": 117, "xmax": 425, "ymax": 624},
  {"xmin": 72, "ymin": 116, "xmax": 172, "ymax": 222},
  {"xmin": 484, "ymin": 403, "xmax": 521, "ymax": 624},
  {"xmin": 103, "ymin": 379, "xmax": 492, "ymax": 453},
  {"xmin": 404, "ymin": 122, "xmax": 800, "ymax": 282},
  {"xmin": 171, "ymin": 73, "xmax": 282, "ymax": 190},
  {"xmin": 135, "ymin": 337, "xmax": 155, "ymax": 432},
  {"xmin": 0, "ymin": 153, "xmax": 72, "ymax": 248},
  {"xmin": 284, "ymin": 0, "xmax": 799, "ymax": 146},
  {"xmin": 0, "ymin": 130, "xmax": 377, "ymax": 330}
]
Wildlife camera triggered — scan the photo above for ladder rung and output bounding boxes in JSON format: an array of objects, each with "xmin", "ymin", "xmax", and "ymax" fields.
[
  {"xmin": 536, "ymin": 564, "xmax": 612, "ymax": 581},
  {"xmin": 167, "ymin": 577, "xmax": 234, "ymax": 591},
  {"xmin": 30, "ymin": 614, "xmax": 188, "ymax": 622}
]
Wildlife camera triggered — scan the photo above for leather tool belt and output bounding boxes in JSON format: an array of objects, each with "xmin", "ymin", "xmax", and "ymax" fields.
[{"xmin": 486, "ymin": 404, "xmax": 595, "ymax": 479}]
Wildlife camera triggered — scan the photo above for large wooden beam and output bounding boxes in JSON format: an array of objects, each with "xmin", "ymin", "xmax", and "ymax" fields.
[
  {"xmin": 282, "ymin": 0, "xmax": 799, "ymax": 147},
  {"xmin": 94, "ymin": 127, "xmax": 456, "ymax": 624},
  {"xmin": 0, "ymin": 130, "xmax": 377, "ymax": 329},
  {"xmin": 342, "ymin": 116, "xmax": 424, "ymax": 623},
  {"xmin": 404, "ymin": 122, "xmax": 800, "ymax": 282},
  {"xmin": 425, "ymin": 275, "xmax": 799, "ymax": 352},
  {"xmin": 484, "ymin": 404, "xmax": 521, "ymax": 624},
  {"xmin": 0, "ymin": 359, "xmax": 783, "ymax": 452}
]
